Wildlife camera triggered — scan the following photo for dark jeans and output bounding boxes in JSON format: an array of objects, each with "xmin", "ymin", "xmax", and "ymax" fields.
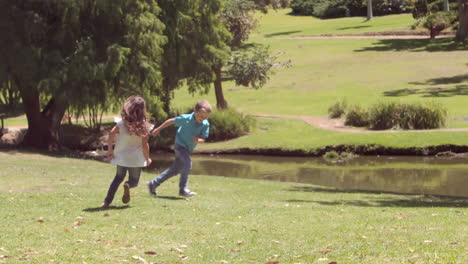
[
  {"xmin": 104, "ymin": 165, "xmax": 142, "ymax": 204},
  {"xmin": 149, "ymin": 144, "xmax": 192, "ymax": 191}
]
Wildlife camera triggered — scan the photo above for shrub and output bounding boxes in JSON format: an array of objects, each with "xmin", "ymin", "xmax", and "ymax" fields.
[
  {"xmin": 422, "ymin": 11, "xmax": 457, "ymax": 38},
  {"xmin": 344, "ymin": 105, "xmax": 369, "ymax": 127},
  {"xmin": 367, "ymin": 101, "xmax": 447, "ymax": 130},
  {"xmin": 328, "ymin": 99, "xmax": 347, "ymax": 118},
  {"xmin": 393, "ymin": 102, "xmax": 447, "ymax": 129},
  {"xmin": 290, "ymin": 0, "xmax": 316, "ymax": 15},
  {"xmin": 207, "ymin": 108, "xmax": 255, "ymax": 142},
  {"xmin": 323, "ymin": 150, "xmax": 339, "ymax": 160},
  {"xmin": 368, "ymin": 102, "xmax": 398, "ymax": 130}
]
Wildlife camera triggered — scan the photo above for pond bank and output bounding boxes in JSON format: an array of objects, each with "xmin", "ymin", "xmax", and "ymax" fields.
[{"xmin": 195, "ymin": 144, "xmax": 468, "ymax": 157}]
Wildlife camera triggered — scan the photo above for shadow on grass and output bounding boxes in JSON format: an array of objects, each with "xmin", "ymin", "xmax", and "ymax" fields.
[
  {"xmin": 83, "ymin": 205, "xmax": 130, "ymax": 212},
  {"xmin": 383, "ymin": 85, "xmax": 468, "ymax": 97},
  {"xmin": 286, "ymin": 186, "xmax": 468, "ymax": 208},
  {"xmin": 337, "ymin": 25, "xmax": 371, "ymax": 30},
  {"xmin": 355, "ymin": 38, "xmax": 468, "ymax": 52},
  {"xmin": 154, "ymin": 195, "xmax": 186, "ymax": 200},
  {"xmin": 286, "ymin": 186, "xmax": 468, "ymax": 207},
  {"xmin": 265, "ymin": 30, "xmax": 301, "ymax": 38}
]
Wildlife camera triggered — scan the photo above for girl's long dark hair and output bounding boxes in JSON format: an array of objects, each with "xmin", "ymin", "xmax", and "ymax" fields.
[{"xmin": 121, "ymin": 96, "xmax": 150, "ymax": 137}]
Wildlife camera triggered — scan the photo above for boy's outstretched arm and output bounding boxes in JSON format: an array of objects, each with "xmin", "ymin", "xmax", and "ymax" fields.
[
  {"xmin": 142, "ymin": 135, "xmax": 152, "ymax": 166},
  {"xmin": 151, "ymin": 118, "xmax": 175, "ymax": 136},
  {"xmin": 107, "ymin": 125, "xmax": 119, "ymax": 160}
]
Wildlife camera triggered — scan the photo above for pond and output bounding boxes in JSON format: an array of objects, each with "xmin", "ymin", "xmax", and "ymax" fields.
[{"xmin": 147, "ymin": 154, "xmax": 468, "ymax": 197}]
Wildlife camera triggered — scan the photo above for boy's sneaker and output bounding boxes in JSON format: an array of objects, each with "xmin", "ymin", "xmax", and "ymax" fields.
[
  {"xmin": 122, "ymin": 183, "xmax": 131, "ymax": 204},
  {"xmin": 147, "ymin": 182, "xmax": 157, "ymax": 197},
  {"xmin": 179, "ymin": 189, "xmax": 197, "ymax": 197}
]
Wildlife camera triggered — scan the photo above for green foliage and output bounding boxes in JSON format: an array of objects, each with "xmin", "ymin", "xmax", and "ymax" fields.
[
  {"xmin": 228, "ymin": 46, "xmax": 290, "ymax": 89},
  {"xmin": 208, "ymin": 108, "xmax": 255, "ymax": 141},
  {"xmin": 422, "ymin": 11, "xmax": 457, "ymax": 31},
  {"xmin": 158, "ymin": 0, "xmax": 231, "ymax": 111},
  {"xmin": 221, "ymin": 0, "xmax": 258, "ymax": 47},
  {"xmin": 0, "ymin": 0, "xmax": 167, "ymax": 147},
  {"xmin": 412, "ymin": 0, "xmax": 458, "ymax": 19},
  {"xmin": 368, "ymin": 101, "xmax": 447, "ymax": 130},
  {"xmin": 344, "ymin": 105, "xmax": 369, "ymax": 127},
  {"xmin": 328, "ymin": 99, "xmax": 347, "ymax": 118},
  {"xmin": 323, "ymin": 150, "xmax": 339, "ymax": 160}
]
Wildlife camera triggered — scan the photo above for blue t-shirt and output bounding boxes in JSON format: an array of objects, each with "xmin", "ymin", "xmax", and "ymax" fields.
[{"xmin": 174, "ymin": 112, "xmax": 210, "ymax": 152}]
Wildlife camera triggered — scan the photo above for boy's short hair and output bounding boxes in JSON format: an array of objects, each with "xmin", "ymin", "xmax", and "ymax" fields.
[{"xmin": 194, "ymin": 99, "xmax": 212, "ymax": 113}]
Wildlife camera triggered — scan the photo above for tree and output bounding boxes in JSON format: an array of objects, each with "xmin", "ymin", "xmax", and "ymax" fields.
[
  {"xmin": 214, "ymin": 0, "xmax": 289, "ymax": 109},
  {"xmin": 157, "ymin": 0, "xmax": 230, "ymax": 113},
  {"xmin": 367, "ymin": 0, "xmax": 373, "ymax": 20},
  {"xmin": 0, "ymin": 0, "xmax": 166, "ymax": 149},
  {"xmin": 444, "ymin": 0, "xmax": 451, "ymax": 11},
  {"xmin": 457, "ymin": 0, "xmax": 468, "ymax": 40}
]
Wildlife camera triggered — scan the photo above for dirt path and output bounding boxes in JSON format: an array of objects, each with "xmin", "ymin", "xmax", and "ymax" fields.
[
  {"xmin": 4, "ymin": 114, "xmax": 468, "ymax": 133},
  {"xmin": 255, "ymin": 114, "xmax": 468, "ymax": 133}
]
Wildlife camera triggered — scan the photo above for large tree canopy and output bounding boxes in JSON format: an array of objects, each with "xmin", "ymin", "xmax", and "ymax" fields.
[
  {"xmin": 157, "ymin": 0, "xmax": 231, "ymax": 112},
  {"xmin": 0, "ymin": 0, "xmax": 166, "ymax": 149}
]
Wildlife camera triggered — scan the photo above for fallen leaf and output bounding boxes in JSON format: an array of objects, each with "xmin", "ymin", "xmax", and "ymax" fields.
[
  {"xmin": 0, "ymin": 255, "xmax": 12, "ymax": 258},
  {"xmin": 267, "ymin": 262, "xmax": 279, "ymax": 264},
  {"xmin": 73, "ymin": 221, "xmax": 84, "ymax": 227},
  {"xmin": 236, "ymin": 240, "xmax": 243, "ymax": 245},
  {"xmin": 230, "ymin": 248, "xmax": 240, "ymax": 253},
  {"xmin": 37, "ymin": 217, "xmax": 44, "ymax": 223},
  {"xmin": 329, "ymin": 262, "xmax": 337, "ymax": 264},
  {"xmin": 180, "ymin": 255, "xmax": 188, "ymax": 260},
  {"xmin": 424, "ymin": 240, "xmax": 433, "ymax": 244},
  {"xmin": 64, "ymin": 229, "xmax": 70, "ymax": 232},
  {"xmin": 144, "ymin": 251, "xmax": 158, "ymax": 255},
  {"xmin": 271, "ymin": 240, "xmax": 280, "ymax": 243},
  {"xmin": 103, "ymin": 213, "xmax": 110, "ymax": 217},
  {"xmin": 318, "ymin": 248, "xmax": 332, "ymax": 255},
  {"xmin": 318, "ymin": 258, "xmax": 328, "ymax": 262}
]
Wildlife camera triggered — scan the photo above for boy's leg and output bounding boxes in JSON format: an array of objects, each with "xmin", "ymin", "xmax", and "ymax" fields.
[
  {"xmin": 122, "ymin": 167, "xmax": 142, "ymax": 203},
  {"xmin": 178, "ymin": 147, "xmax": 194, "ymax": 195},
  {"xmin": 148, "ymin": 148, "xmax": 184, "ymax": 194},
  {"xmin": 104, "ymin": 166, "xmax": 127, "ymax": 204}
]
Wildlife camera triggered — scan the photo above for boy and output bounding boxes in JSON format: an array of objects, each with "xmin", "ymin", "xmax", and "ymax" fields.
[{"xmin": 148, "ymin": 100, "xmax": 211, "ymax": 197}]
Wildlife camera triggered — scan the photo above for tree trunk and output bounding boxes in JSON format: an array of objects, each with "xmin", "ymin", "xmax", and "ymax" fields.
[
  {"xmin": 20, "ymin": 89, "xmax": 67, "ymax": 150},
  {"xmin": 214, "ymin": 66, "xmax": 228, "ymax": 109},
  {"xmin": 367, "ymin": 0, "xmax": 373, "ymax": 21},
  {"xmin": 457, "ymin": 0, "xmax": 468, "ymax": 41},
  {"xmin": 444, "ymin": 0, "xmax": 450, "ymax": 12}
]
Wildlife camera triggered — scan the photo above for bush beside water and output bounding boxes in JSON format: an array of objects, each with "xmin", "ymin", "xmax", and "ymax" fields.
[
  {"xmin": 208, "ymin": 108, "xmax": 255, "ymax": 142},
  {"xmin": 330, "ymin": 100, "xmax": 447, "ymax": 130}
]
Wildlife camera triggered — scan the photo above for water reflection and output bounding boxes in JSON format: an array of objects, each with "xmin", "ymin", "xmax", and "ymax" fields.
[{"xmin": 147, "ymin": 154, "xmax": 468, "ymax": 197}]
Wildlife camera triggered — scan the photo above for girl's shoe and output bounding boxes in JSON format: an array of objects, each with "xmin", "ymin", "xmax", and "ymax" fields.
[
  {"xmin": 122, "ymin": 183, "xmax": 131, "ymax": 203},
  {"xmin": 101, "ymin": 202, "xmax": 110, "ymax": 208}
]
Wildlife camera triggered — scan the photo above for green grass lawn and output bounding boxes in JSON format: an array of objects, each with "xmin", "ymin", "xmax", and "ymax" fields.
[
  {"xmin": 197, "ymin": 117, "xmax": 468, "ymax": 152},
  {"xmin": 0, "ymin": 151, "xmax": 466, "ymax": 263},
  {"xmin": 170, "ymin": 10, "xmax": 468, "ymax": 151},
  {"xmin": 253, "ymin": 9, "xmax": 424, "ymax": 38}
]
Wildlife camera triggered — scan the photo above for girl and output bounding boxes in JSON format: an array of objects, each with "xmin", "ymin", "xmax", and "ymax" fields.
[{"xmin": 102, "ymin": 96, "xmax": 153, "ymax": 208}]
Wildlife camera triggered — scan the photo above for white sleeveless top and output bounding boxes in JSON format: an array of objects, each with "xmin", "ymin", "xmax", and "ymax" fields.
[{"xmin": 111, "ymin": 118, "xmax": 153, "ymax": 167}]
